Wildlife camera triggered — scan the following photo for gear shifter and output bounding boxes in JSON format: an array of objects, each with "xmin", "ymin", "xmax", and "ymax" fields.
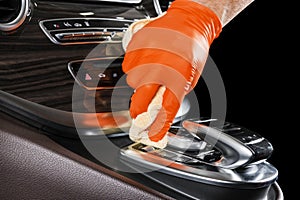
[
  {"xmin": 182, "ymin": 118, "xmax": 273, "ymax": 169},
  {"xmin": 120, "ymin": 118, "xmax": 279, "ymax": 200}
]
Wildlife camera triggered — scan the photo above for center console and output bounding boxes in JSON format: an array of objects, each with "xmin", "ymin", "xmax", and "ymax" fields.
[{"xmin": 0, "ymin": 1, "xmax": 283, "ymax": 199}]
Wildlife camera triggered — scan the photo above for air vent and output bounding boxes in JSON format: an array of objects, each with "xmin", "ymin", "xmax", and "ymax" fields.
[{"xmin": 0, "ymin": 0, "xmax": 29, "ymax": 32}]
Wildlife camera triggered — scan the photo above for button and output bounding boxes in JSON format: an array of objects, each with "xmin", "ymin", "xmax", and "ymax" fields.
[
  {"xmin": 175, "ymin": 156, "xmax": 193, "ymax": 163},
  {"xmin": 63, "ymin": 21, "xmax": 72, "ymax": 27},
  {"xmin": 98, "ymin": 73, "xmax": 106, "ymax": 78},
  {"xmin": 53, "ymin": 24, "xmax": 60, "ymax": 28},
  {"xmin": 112, "ymin": 72, "xmax": 118, "ymax": 78},
  {"xmin": 74, "ymin": 23, "xmax": 83, "ymax": 27},
  {"xmin": 111, "ymin": 32, "xmax": 124, "ymax": 41},
  {"xmin": 55, "ymin": 33, "xmax": 73, "ymax": 40},
  {"xmin": 203, "ymin": 152, "xmax": 222, "ymax": 162},
  {"xmin": 54, "ymin": 31, "xmax": 112, "ymax": 41},
  {"xmin": 223, "ymin": 129, "xmax": 243, "ymax": 136},
  {"xmin": 71, "ymin": 32, "xmax": 81, "ymax": 37},
  {"xmin": 85, "ymin": 73, "xmax": 92, "ymax": 81},
  {"xmin": 199, "ymin": 141, "xmax": 207, "ymax": 150},
  {"xmin": 244, "ymin": 135, "xmax": 254, "ymax": 143},
  {"xmin": 40, "ymin": 18, "xmax": 135, "ymax": 45}
]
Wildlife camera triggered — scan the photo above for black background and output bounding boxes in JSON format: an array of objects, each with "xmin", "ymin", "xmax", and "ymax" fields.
[{"xmin": 195, "ymin": 1, "xmax": 293, "ymax": 199}]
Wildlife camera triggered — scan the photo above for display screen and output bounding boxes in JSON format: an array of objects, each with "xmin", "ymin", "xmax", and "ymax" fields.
[{"xmin": 68, "ymin": 57, "xmax": 128, "ymax": 90}]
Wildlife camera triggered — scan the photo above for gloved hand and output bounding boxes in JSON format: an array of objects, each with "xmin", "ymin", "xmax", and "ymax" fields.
[{"xmin": 122, "ymin": 0, "xmax": 222, "ymax": 147}]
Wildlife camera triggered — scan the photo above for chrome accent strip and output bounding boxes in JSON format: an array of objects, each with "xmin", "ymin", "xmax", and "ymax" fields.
[
  {"xmin": 244, "ymin": 137, "xmax": 265, "ymax": 145},
  {"xmin": 49, "ymin": 27, "xmax": 128, "ymax": 33},
  {"xmin": 55, "ymin": 31, "xmax": 114, "ymax": 41},
  {"xmin": 273, "ymin": 182, "xmax": 284, "ymax": 200},
  {"xmin": 121, "ymin": 144, "xmax": 279, "ymax": 189},
  {"xmin": 153, "ymin": 0, "xmax": 163, "ymax": 15}
]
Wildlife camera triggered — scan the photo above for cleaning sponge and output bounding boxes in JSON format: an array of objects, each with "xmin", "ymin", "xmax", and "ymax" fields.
[{"xmin": 128, "ymin": 86, "xmax": 168, "ymax": 148}]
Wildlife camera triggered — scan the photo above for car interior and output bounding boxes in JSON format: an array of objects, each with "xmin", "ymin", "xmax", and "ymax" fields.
[{"xmin": 0, "ymin": 0, "xmax": 286, "ymax": 199}]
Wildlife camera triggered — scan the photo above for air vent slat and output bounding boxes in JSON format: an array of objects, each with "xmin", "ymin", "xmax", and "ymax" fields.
[
  {"xmin": 0, "ymin": 0, "xmax": 28, "ymax": 32},
  {"xmin": 0, "ymin": 7, "xmax": 15, "ymax": 11}
]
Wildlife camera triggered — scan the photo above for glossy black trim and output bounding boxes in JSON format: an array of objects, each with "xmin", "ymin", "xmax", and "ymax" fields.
[{"xmin": 0, "ymin": 90, "xmax": 130, "ymax": 138}]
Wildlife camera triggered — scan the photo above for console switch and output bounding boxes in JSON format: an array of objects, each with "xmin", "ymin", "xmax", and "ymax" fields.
[{"xmin": 39, "ymin": 18, "xmax": 134, "ymax": 45}]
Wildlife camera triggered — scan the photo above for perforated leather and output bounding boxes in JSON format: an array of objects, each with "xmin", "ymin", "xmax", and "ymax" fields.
[{"xmin": 0, "ymin": 113, "xmax": 173, "ymax": 200}]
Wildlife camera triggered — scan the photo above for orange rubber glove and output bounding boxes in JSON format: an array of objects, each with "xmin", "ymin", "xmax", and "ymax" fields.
[{"xmin": 122, "ymin": 0, "xmax": 222, "ymax": 143}]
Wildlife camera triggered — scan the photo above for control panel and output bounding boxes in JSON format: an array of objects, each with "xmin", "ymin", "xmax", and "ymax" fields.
[
  {"xmin": 121, "ymin": 118, "xmax": 274, "ymax": 169},
  {"xmin": 39, "ymin": 18, "xmax": 134, "ymax": 45},
  {"xmin": 182, "ymin": 118, "xmax": 274, "ymax": 166},
  {"xmin": 68, "ymin": 57, "xmax": 128, "ymax": 90}
]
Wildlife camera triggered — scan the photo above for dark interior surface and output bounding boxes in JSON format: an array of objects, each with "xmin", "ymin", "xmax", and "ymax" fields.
[
  {"xmin": 0, "ymin": 0, "xmax": 145, "ymax": 112},
  {"xmin": 0, "ymin": 0, "xmax": 290, "ymax": 199},
  {"xmin": 0, "ymin": 106, "xmax": 283, "ymax": 200},
  {"xmin": 0, "ymin": 112, "xmax": 176, "ymax": 200}
]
